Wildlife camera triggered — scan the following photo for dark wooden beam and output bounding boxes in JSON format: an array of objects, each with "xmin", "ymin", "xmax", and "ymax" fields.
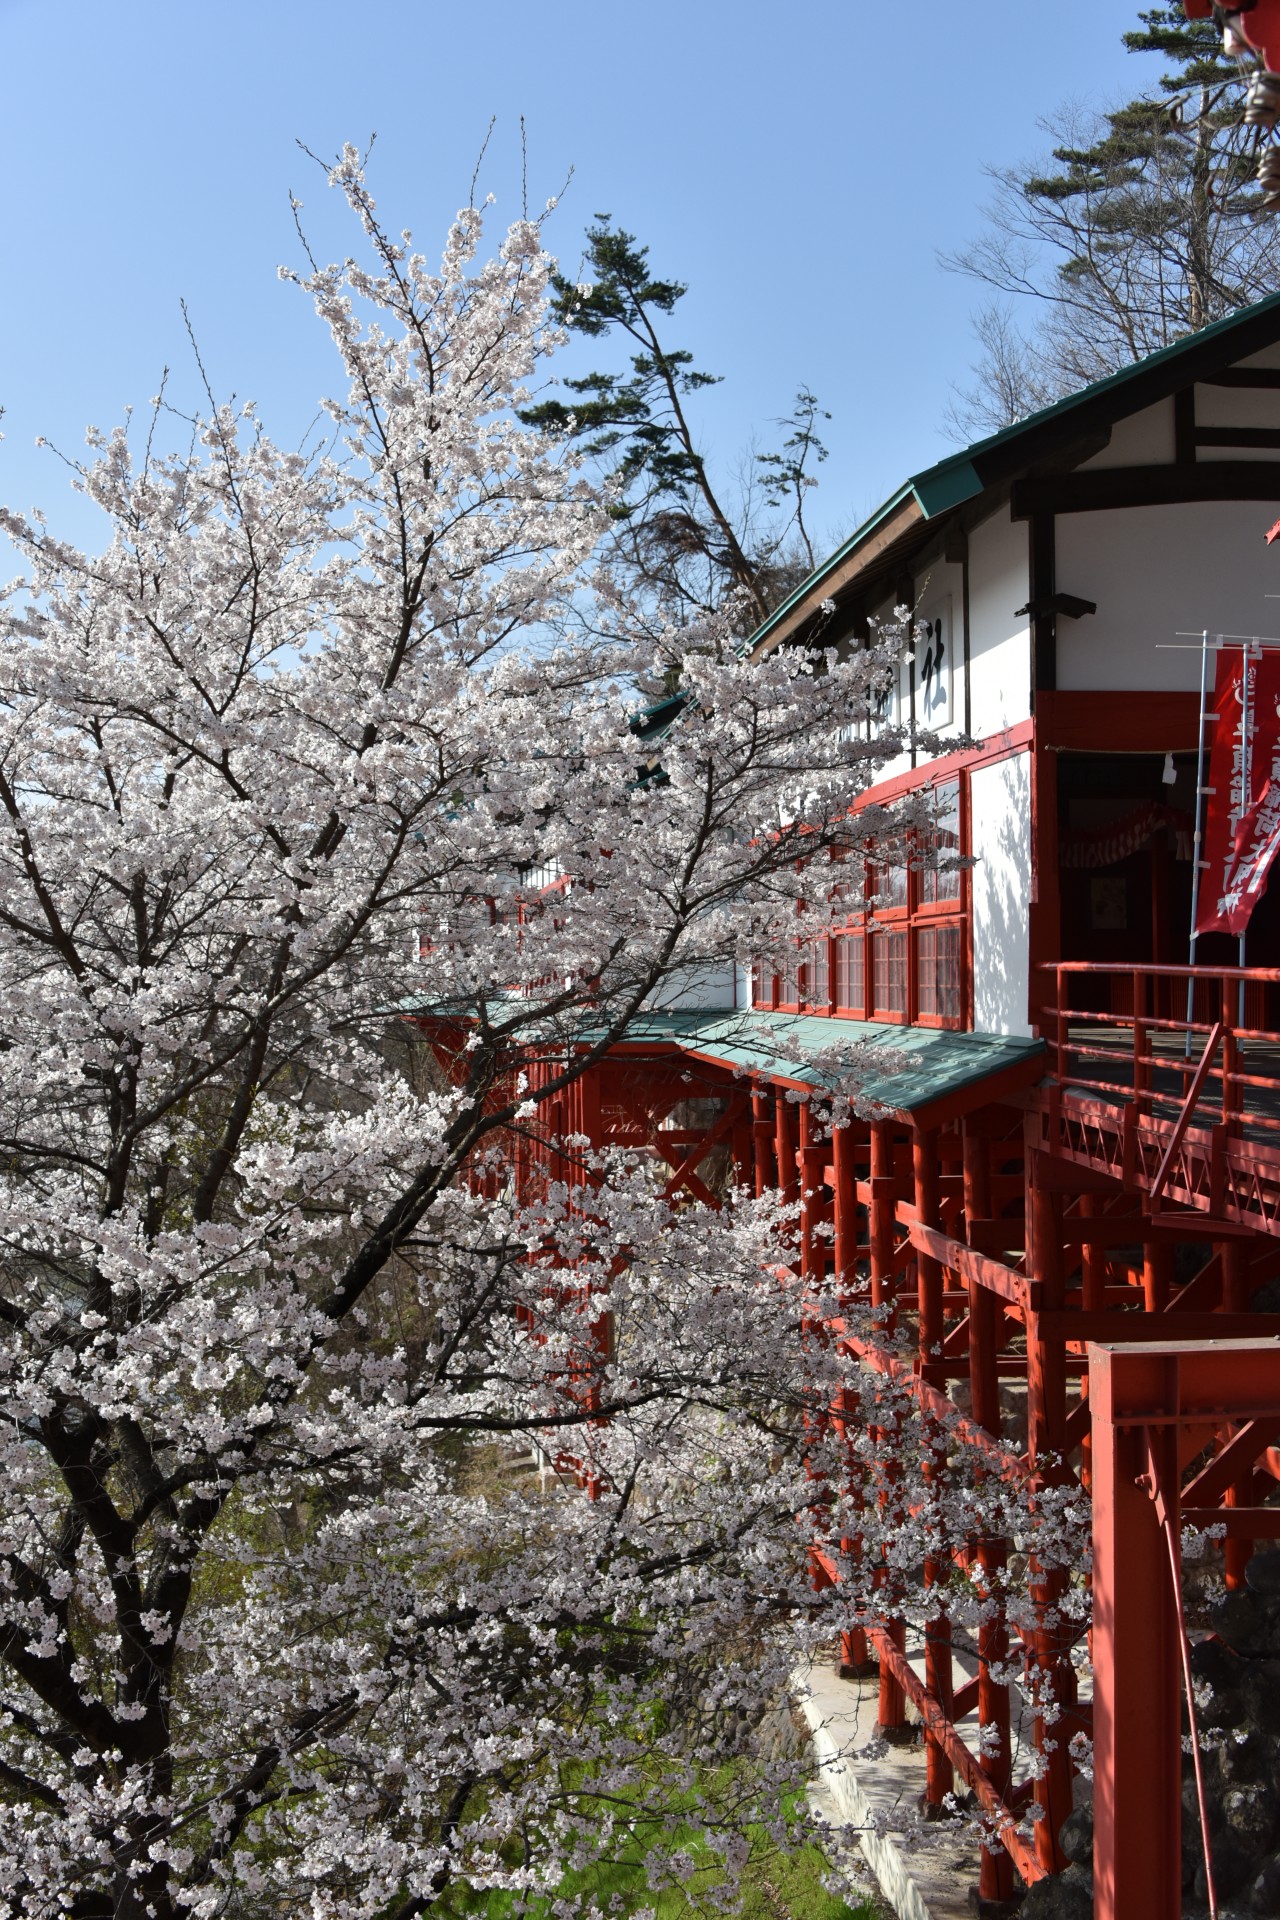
[
  {"xmin": 1194, "ymin": 426, "xmax": 1280, "ymax": 450},
  {"xmin": 1012, "ymin": 462, "xmax": 1280, "ymax": 517},
  {"xmin": 1030, "ymin": 512, "xmax": 1056, "ymax": 698},
  {"xmin": 1202, "ymin": 369, "xmax": 1280, "ymax": 388},
  {"xmin": 1174, "ymin": 386, "xmax": 1196, "ymax": 466}
]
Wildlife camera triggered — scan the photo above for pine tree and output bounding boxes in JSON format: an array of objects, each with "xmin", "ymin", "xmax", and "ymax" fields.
[
  {"xmin": 521, "ymin": 220, "xmax": 827, "ymax": 622},
  {"xmin": 944, "ymin": 4, "xmax": 1278, "ymax": 437}
]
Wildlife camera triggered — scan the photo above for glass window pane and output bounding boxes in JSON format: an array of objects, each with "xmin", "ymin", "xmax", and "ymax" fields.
[
  {"xmin": 874, "ymin": 932, "xmax": 907, "ymax": 1015},
  {"xmin": 812, "ymin": 940, "xmax": 830, "ymax": 1007},
  {"xmin": 835, "ymin": 934, "xmax": 864, "ymax": 1013},
  {"xmin": 876, "ymin": 846, "xmax": 908, "ymax": 911},
  {"xmin": 917, "ymin": 923, "xmax": 961, "ymax": 1022},
  {"xmin": 923, "ymin": 780, "xmax": 962, "ymax": 905}
]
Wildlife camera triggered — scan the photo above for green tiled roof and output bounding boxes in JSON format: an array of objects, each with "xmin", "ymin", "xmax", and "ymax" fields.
[{"xmin": 602, "ymin": 1008, "xmax": 1046, "ymax": 1119}]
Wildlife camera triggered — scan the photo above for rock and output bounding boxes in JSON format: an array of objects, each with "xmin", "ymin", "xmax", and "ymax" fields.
[
  {"xmin": 1199, "ymin": 1683, "xmax": 1247, "ymax": 1732},
  {"xmin": 1247, "ymin": 1846, "xmax": 1280, "ymax": 1913},
  {"xmin": 752, "ymin": 1704, "xmax": 810, "ymax": 1764},
  {"xmin": 1225, "ymin": 1783, "xmax": 1280, "ymax": 1854},
  {"xmin": 1245, "ymin": 1549, "xmax": 1280, "ymax": 1597},
  {"xmin": 966, "ymin": 1892, "xmax": 1023, "ymax": 1919},
  {"xmin": 1192, "ymin": 1636, "xmax": 1247, "ymax": 1693},
  {"xmin": 1220, "ymin": 1727, "xmax": 1269, "ymax": 1783},
  {"xmin": 1197, "ymin": 1829, "xmax": 1256, "ymax": 1903},
  {"xmin": 1018, "ymin": 1863, "xmax": 1093, "ymax": 1918},
  {"xmin": 1057, "ymin": 1803, "xmax": 1093, "ymax": 1868},
  {"xmin": 1212, "ymin": 1591, "xmax": 1278, "ymax": 1660}
]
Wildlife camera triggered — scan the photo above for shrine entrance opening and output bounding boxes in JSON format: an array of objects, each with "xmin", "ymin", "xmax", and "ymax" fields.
[{"xmin": 1055, "ymin": 749, "xmax": 1280, "ymax": 1026}]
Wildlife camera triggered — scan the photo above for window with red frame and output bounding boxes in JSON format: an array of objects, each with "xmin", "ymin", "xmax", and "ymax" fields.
[
  {"xmin": 834, "ymin": 932, "xmax": 864, "ymax": 1013},
  {"xmin": 757, "ymin": 776, "xmax": 968, "ymax": 1028}
]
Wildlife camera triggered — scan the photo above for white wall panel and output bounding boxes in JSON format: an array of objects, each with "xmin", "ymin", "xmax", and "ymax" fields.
[
  {"xmin": 1078, "ymin": 399, "xmax": 1176, "ymax": 470},
  {"xmin": 970, "ymin": 752, "xmax": 1032, "ymax": 1037},
  {"xmin": 645, "ymin": 964, "xmax": 738, "ymax": 1011},
  {"xmin": 967, "ymin": 508, "xmax": 1031, "ymax": 737},
  {"xmin": 1055, "ymin": 500, "xmax": 1280, "ymax": 692}
]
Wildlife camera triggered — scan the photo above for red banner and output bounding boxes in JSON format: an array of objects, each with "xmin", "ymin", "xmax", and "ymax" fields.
[
  {"xmin": 1196, "ymin": 647, "xmax": 1280, "ymax": 937},
  {"xmin": 1215, "ymin": 778, "xmax": 1280, "ymax": 935}
]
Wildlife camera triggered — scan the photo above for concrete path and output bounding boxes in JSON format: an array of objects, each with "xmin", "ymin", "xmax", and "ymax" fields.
[{"xmin": 796, "ymin": 1656, "xmax": 988, "ymax": 1920}]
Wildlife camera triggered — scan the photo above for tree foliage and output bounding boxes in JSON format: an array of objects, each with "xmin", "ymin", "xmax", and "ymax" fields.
[
  {"xmin": 945, "ymin": 4, "xmax": 1279, "ymax": 438},
  {"xmin": 521, "ymin": 220, "xmax": 829, "ymax": 624},
  {"xmin": 0, "ymin": 149, "xmax": 1088, "ymax": 1920}
]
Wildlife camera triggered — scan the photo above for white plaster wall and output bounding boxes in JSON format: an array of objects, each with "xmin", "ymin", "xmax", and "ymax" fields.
[
  {"xmin": 857, "ymin": 591, "xmax": 915, "ymax": 784},
  {"xmin": 910, "ymin": 555, "xmax": 965, "ymax": 749},
  {"xmin": 1234, "ymin": 344, "xmax": 1280, "ymax": 373},
  {"xmin": 1194, "ymin": 383, "xmax": 1280, "ymax": 432},
  {"xmin": 970, "ymin": 751, "xmax": 1032, "ymax": 1037},
  {"xmin": 966, "ymin": 507, "xmax": 1032, "ymax": 737},
  {"xmin": 645, "ymin": 963, "xmax": 738, "ymax": 1011},
  {"xmin": 1055, "ymin": 499, "xmax": 1280, "ymax": 692},
  {"xmin": 1078, "ymin": 398, "xmax": 1176, "ymax": 469}
]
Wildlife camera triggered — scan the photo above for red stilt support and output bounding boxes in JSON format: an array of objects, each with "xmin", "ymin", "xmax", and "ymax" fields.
[
  {"xmin": 913, "ymin": 1124, "xmax": 953, "ymax": 1806},
  {"xmin": 832, "ymin": 1118, "xmax": 859, "ymax": 1297},
  {"xmin": 962, "ymin": 1122, "xmax": 1001, "ymax": 1436},
  {"xmin": 776, "ymin": 1088, "xmax": 799, "ymax": 1214},
  {"xmin": 1221, "ymin": 1238, "xmax": 1254, "ymax": 1589},
  {"xmin": 1090, "ymin": 1346, "xmax": 1185, "ymax": 1920},
  {"xmin": 1143, "ymin": 1240, "xmax": 1171, "ymax": 1314},
  {"xmin": 914, "ymin": 1126, "xmax": 944, "ymax": 1388},
  {"xmin": 1025, "ymin": 1143, "xmax": 1072, "ymax": 1875},
  {"xmin": 799, "ymin": 1099, "xmax": 824, "ymax": 1283},
  {"xmin": 752, "ymin": 1085, "xmax": 776, "ymax": 1200},
  {"xmin": 868, "ymin": 1121, "xmax": 896, "ymax": 1315},
  {"xmin": 868, "ymin": 1119, "xmax": 905, "ymax": 1731},
  {"xmin": 960, "ymin": 1119, "xmax": 1012, "ymax": 1889}
]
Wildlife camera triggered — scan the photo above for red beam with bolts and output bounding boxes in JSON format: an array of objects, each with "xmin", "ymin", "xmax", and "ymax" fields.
[{"xmin": 1090, "ymin": 1340, "xmax": 1280, "ymax": 1920}]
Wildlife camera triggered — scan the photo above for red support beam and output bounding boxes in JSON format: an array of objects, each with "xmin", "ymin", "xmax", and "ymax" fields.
[{"xmin": 832, "ymin": 1118, "xmax": 861, "ymax": 1295}]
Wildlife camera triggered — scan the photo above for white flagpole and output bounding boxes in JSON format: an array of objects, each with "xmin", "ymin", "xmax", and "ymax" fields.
[
  {"xmin": 1187, "ymin": 630, "xmax": 1210, "ymax": 1054},
  {"xmin": 1240, "ymin": 643, "xmax": 1253, "ymax": 1026}
]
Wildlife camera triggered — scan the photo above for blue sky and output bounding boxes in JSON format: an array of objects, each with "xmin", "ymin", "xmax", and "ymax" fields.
[{"xmin": 0, "ymin": 1, "xmax": 1146, "ymax": 560}]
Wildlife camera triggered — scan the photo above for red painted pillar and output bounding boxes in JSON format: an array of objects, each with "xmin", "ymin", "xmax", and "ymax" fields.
[
  {"xmin": 868, "ymin": 1122, "xmax": 896, "ymax": 1314},
  {"xmin": 731, "ymin": 1093, "xmax": 754, "ymax": 1192},
  {"xmin": 798, "ymin": 1099, "xmax": 820, "ymax": 1282},
  {"xmin": 1143, "ymin": 1240, "xmax": 1171, "ymax": 1314},
  {"xmin": 751, "ymin": 1086, "xmax": 775, "ymax": 1199},
  {"xmin": 775, "ymin": 1088, "xmax": 799, "ymax": 1215},
  {"xmin": 961, "ymin": 1119, "xmax": 1012, "ymax": 1894},
  {"xmin": 1222, "ymin": 1238, "xmax": 1254, "ymax": 1588},
  {"xmin": 831, "ymin": 1117, "xmax": 869, "ymax": 1672},
  {"xmin": 868, "ymin": 1118, "xmax": 905, "ymax": 1730},
  {"xmin": 913, "ymin": 1124, "xmax": 952, "ymax": 1806},
  {"xmin": 832, "ymin": 1120, "xmax": 860, "ymax": 1298},
  {"xmin": 1026, "ymin": 1143, "xmax": 1072, "ymax": 1875},
  {"xmin": 914, "ymin": 1126, "xmax": 944, "ymax": 1388},
  {"xmin": 1078, "ymin": 1192, "xmax": 1108, "ymax": 1492},
  {"xmin": 962, "ymin": 1122, "xmax": 1000, "ymax": 1435},
  {"xmin": 1090, "ymin": 1346, "xmax": 1182, "ymax": 1920}
]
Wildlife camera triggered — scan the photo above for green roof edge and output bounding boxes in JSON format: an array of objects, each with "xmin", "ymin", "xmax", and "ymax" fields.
[{"xmin": 747, "ymin": 287, "xmax": 1280, "ymax": 654}]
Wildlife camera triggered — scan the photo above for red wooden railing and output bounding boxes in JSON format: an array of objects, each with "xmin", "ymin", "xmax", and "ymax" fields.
[{"xmin": 1041, "ymin": 962, "xmax": 1280, "ymax": 1233}]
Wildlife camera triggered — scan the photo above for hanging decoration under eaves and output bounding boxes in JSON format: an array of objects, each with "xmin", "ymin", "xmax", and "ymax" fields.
[{"xmin": 1060, "ymin": 803, "xmax": 1193, "ymax": 871}]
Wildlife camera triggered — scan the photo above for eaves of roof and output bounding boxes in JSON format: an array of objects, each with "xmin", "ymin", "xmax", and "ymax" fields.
[
  {"xmin": 749, "ymin": 287, "xmax": 1280, "ymax": 657},
  {"xmin": 586, "ymin": 1007, "xmax": 1046, "ymax": 1126}
]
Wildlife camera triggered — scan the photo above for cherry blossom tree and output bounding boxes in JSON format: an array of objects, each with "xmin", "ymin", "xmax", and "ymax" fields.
[{"xmin": 0, "ymin": 150, "xmax": 1082, "ymax": 1920}]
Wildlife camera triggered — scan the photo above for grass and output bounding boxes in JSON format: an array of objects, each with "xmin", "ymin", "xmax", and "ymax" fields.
[{"xmin": 435, "ymin": 1777, "xmax": 884, "ymax": 1920}]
